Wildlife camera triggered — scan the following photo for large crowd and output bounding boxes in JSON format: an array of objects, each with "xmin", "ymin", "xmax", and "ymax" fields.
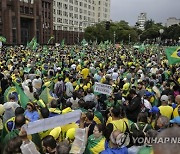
[{"xmin": 0, "ymin": 44, "xmax": 180, "ymax": 154}]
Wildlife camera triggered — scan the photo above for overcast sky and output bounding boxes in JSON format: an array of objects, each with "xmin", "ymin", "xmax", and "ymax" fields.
[{"xmin": 110, "ymin": 0, "xmax": 180, "ymax": 26}]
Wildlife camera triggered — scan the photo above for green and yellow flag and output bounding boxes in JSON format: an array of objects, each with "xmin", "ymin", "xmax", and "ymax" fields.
[
  {"xmin": 139, "ymin": 43, "xmax": 145, "ymax": 52},
  {"xmin": 47, "ymin": 36, "xmax": 54, "ymax": 44},
  {"xmin": 3, "ymin": 86, "xmax": 17, "ymax": 102},
  {"xmin": 165, "ymin": 47, "xmax": 180, "ymax": 65},
  {"xmin": 39, "ymin": 87, "xmax": 54, "ymax": 104},
  {"xmin": 61, "ymin": 39, "xmax": 65, "ymax": 48},
  {"xmin": 14, "ymin": 82, "xmax": 30, "ymax": 108},
  {"xmin": 0, "ymin": 36, "xmax": 6, "ymax": 42},
  {"xmin": 85, "ymin": 135, "xmax": 105, "ymax": 154}
]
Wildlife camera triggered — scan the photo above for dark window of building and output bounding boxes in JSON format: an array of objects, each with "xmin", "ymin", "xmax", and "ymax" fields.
[
  {"xmin": 25, "ymin": 7, "xmax": 29, "ymax": 14},
  {"xmin": 12, "ymin": 17, "xmax": 16, "ymax": 28},
  {"xmin": 20, "ymin": 6, "xmax": 24, "ymax": 13},
  {"xmin": 12, "ymin": 29, "xmax": 16, "ymax": 44},
  {"xmin": 30, "ymin": 8, "xmax": 33, "ymax": 14}
]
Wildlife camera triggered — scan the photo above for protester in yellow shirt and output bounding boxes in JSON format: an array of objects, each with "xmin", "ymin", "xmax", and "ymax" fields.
[
  {"xmin": 158, "ymin": 95, "xmax": 173, "ymax": 119},
  {"xmin": 107, "ymin": 106, "xmax": 130, "ymax": 133},
  {"xmin": 81, "ymin": 66, "xmax": 89, "ymax": 79}
]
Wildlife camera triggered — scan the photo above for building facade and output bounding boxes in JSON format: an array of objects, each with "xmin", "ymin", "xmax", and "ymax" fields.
[
  {"xmin": 137, "ymin": 13, "xmax": 147, "ymax": 31},
  {"xmin": 0, "ymin": 0, "xmax": 110, "ymax": 45},
  {"xmin": 166, "ymin": 17, "xmax": 180, "ymax": 27},
  {"xmin": 53, "ymin": 0, "xmax": 110, "ymax": 44},
  {"xmin": 0, "ymin": 0, "xmax": 53, "ymax": 45}
]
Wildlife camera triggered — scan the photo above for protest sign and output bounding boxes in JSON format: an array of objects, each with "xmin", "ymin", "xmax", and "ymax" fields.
[{"xmin": 94, "ymin": 82, "xmax": 112, "ymax": 95}]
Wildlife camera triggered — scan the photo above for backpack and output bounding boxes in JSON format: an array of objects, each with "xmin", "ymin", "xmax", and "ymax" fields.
[{"xmin": 133, "ymin": 123, "xmax": 148, "ymax": 136}]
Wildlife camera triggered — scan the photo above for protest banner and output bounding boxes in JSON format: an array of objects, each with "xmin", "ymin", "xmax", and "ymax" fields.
[
  {"xmin": 23, "ymin": 110, "xmax": 81, "ymax": 135},
  {"xmin": 94, "ymin": 82, "xmax": 112, "ymax": 95}
]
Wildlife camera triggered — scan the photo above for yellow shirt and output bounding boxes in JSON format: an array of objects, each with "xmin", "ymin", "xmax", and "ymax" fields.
[
  {"xmin": 173, "ymin": 105, "xmax": 180, "ymax": 118},
  {"xmin": 64, "ymin": 77, "xmax": 69, "ymax": 83},
  {"xmin": 110, "ymin": 118, "xmax": 129, "ymax": 133},
  {"xmin": 81, "ymin": 68, "xmax": 89, "ymax": 79},
  {"xmin": 159, "ymin": 106, "xmax": 173, "ymax": 119},
  {"xmin": 76, "ymin": 64, "xmax": 81, "ymax": 72}
]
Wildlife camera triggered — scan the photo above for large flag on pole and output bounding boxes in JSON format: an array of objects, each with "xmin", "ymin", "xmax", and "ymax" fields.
[
  {"xmin": 47, "ymin": 36, "xmax": 54, "ymax": 44},
  {"xmin": 14, "ymin": 82, "xmax": 30, "ymax": 109},
  {"xmin": 139, "ymin": 43, "xmax": 145, "ymax": 52},
  {"xmin": 165, "ymin": 47, "xmax": 180, "ymax": 65},
  {"xmin": 61, "ymin": 39, "xmax": 65, "ymax": 48}
]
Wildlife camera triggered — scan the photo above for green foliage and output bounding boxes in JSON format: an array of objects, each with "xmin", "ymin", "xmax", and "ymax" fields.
[
  {"xmin": 84, "ymin": 20, "xmax": 180, "ymax": 44},
  {"xmin": 84, "ymin": 21, "xmax": 138, "ymax": 43}
]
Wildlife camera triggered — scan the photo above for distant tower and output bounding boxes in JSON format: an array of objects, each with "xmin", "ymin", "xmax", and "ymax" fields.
[{"xmin": 137, "ymin": 13, "xmax": 147, "ymax": 31}]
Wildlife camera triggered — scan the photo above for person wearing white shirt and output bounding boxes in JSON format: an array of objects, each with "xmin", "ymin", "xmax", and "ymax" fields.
[
  {"xmin": 112, "ymin": 69, "xmax": 119, "ymax": 81},
  {"xmin": 65, "ymin": 77, "xmax": 74, "ymax": 98},
  {"xmin": 3, "ymin": 93, "xmax": 20, "ymax": 123}
]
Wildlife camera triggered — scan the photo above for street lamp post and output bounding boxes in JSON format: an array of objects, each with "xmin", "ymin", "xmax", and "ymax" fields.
[
  {"xmin": 129, "ymin": 34, "xmax": 131, "ymax": 45},
  {"xmin": 159, "ymin": 29, "xmax": 164, "ymax": 45},
  {"xmin": 113, "ymin": 31, "xmax": 116, "ymax": 45},
  {"xmin": 78, "ymin": 21, "xmax": 96, "ymax": 45}
]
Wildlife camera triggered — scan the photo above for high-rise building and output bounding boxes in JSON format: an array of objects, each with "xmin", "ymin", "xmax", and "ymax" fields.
[
  {"xmin": 53, "ymin": 0, "xmax": 110, "ymax": 44},
  {"xmin": 137, "ymin": 13, "xmax": 147, "ymax": 31},
  {"xmin": 0, "ymin": 0, "xmax": 53, "ymax": 45},
  {"xmin": 166, "ymin": 17, "xmax": 180, "ymax": 27}
]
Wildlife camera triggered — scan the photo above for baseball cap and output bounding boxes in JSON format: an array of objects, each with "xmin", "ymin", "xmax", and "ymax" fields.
[
  {"xmin": 170, "ymin": 117, "xmax": 180, "ymax": 125},
  {"xmin": 149, "ymin": 106, "xmax": 160, "ymax": 114},
  {"xmin": 144, "ymin": 91, "xmax": 154, "ymax": 97},
  {"xmin": 160, "ymin": 95, "xmax": 168, "ymax": 102}
]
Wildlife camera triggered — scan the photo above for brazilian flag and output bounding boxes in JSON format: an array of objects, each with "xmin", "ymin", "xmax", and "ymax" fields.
[
  {"xmin": 14, "ymin": 82, "xmax": 30, "ymax": 108},
  {"xmin": 165, "ymin": 47, "xmax": 180, "ymax": 65},
  {"xmin": 85, "ymin": 135, "xmax": 105, "ymax": 154},
  {"xmin": 94, "ymin": 111, "xmax": 104, "ymax": 124},
  {"xmin": 3, "ymin": 86, "xmax": 18, "ymax": 102}
]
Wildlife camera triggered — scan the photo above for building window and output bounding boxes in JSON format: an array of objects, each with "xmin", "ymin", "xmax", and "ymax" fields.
[
  {"xmin": 20, "ymin": 6, "xmax": 24, "ymax": 13},
  {"xmin": 79, "ymin": 15, "xmax": 82, "ymax": 20},
  {"xmin": 30, "ymin": 8, "xmax": 33, "ymax": 14},
  {"xmin": 74, "ymin": 7, "xmax": 78, "ymax": 12},
  {"xmin": 69, "ymin": 5, "xmax": 73, "ymax": 11},
  {"xmin": 25, "ymin": 7, "xmax": 29, "ymax": 14},
  {"xmin": 69, "ymin": 13, "xmax": 73, "ymax": 18},
  {"xmin": 75, "ymin": 0, "xmax": 78, "ymax": 5}
]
